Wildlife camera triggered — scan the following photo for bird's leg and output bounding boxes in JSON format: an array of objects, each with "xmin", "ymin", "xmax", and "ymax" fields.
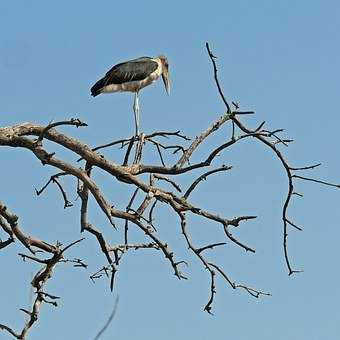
[{"xmin": 133, "ymin": 92, "xmax": 140, "ymax": 137}]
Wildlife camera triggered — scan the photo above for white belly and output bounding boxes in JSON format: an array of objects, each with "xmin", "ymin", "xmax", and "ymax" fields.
[{"xmin": 101, "ymin": 67, "xmax": 162, "ymax": 93}]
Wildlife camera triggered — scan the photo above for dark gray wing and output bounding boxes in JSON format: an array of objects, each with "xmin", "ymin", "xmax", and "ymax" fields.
[
  {"xmin": 91, "ymin": 57, "xmax": 158, "ymax": 96},
  {"xmin": 105, "ymin": 57, "xmax": 158, "ymax": 84}
]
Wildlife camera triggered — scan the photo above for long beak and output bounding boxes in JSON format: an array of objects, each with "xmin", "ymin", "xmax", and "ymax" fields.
[{"xmin": 161, "ymin": 68, "xmax": 170, "ymax": 95}]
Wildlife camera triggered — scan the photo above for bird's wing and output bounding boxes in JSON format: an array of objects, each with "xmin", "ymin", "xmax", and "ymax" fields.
[{"xmin": 104, "ymin": 58, "xmax": 158, "ymax": 85}]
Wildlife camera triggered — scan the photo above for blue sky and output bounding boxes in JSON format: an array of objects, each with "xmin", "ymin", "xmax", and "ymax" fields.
[{"xmin": 1, "ymin": 1, "xmax": 340, "ymax": 339}]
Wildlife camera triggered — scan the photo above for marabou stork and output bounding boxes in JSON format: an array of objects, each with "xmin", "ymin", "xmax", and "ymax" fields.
[{"xmin": 91, "ymin": 55, "xmax": 170, "ymax": 136}]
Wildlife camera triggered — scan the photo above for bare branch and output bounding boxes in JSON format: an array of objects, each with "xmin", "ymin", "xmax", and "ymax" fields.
[
  {"xmin": 183, "ymin": 164, "xmax": 232, "ymax": 199},
  {"xmin": 292, "ymin": 175, "xmax": 340, "ymax": 189},
  {"xmin": 94, "ymin": 296, "xmax": 119, "ymax": 340},
  {"xmin": 205, "ymin": 42, "xmax": 231, "ymax": 113},
  {"xmin": 289, "ymin": 163, "xmax": 322, "ymax": 171},
  {"xmin": 0, "ymin": 324, "xmax": 20, "ymax": 339},
  {"xmin": 0, "ymin": 237, "xmax": 14, "ymax": 250},
  {"xmin": 35, "ymin": 118, "xmax": 87, "ymax": 144},
  {"xmin": 154, "ymin": 174, "xmax": 182, "ymax": 192},
  {"xmin": 196, "ymin": 242, "xmax": 226, "ymax": 254}
]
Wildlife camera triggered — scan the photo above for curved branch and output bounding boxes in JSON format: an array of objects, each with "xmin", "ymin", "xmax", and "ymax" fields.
[{"xmin": 183, "ymin": 164, "xmax": 232, "ymax": 199}]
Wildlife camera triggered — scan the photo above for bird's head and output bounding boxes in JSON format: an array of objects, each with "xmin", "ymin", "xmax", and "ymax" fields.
[{"xmin": 158, "ymin": 55, "xmax": 170, "ymax": 95}]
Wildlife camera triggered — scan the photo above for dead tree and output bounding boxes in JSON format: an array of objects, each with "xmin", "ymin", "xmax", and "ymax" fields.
[{"xmin": 0, "ymin": 43, "xmax": 339, "ymax": 339}]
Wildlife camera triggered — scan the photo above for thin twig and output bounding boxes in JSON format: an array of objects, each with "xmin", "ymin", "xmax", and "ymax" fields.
[
  {"xmin": 183, "ymin": 165, "xmax": 232, "ymax": 199},
  {"xmin": 94, "ymin": 296, "xmax": 119, "ymax": 340}
]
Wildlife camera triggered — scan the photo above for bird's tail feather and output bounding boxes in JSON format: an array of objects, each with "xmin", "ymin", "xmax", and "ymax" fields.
[{"xmin": 90, "ymin": 78, "xmax": 106, "ymax": 97}]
